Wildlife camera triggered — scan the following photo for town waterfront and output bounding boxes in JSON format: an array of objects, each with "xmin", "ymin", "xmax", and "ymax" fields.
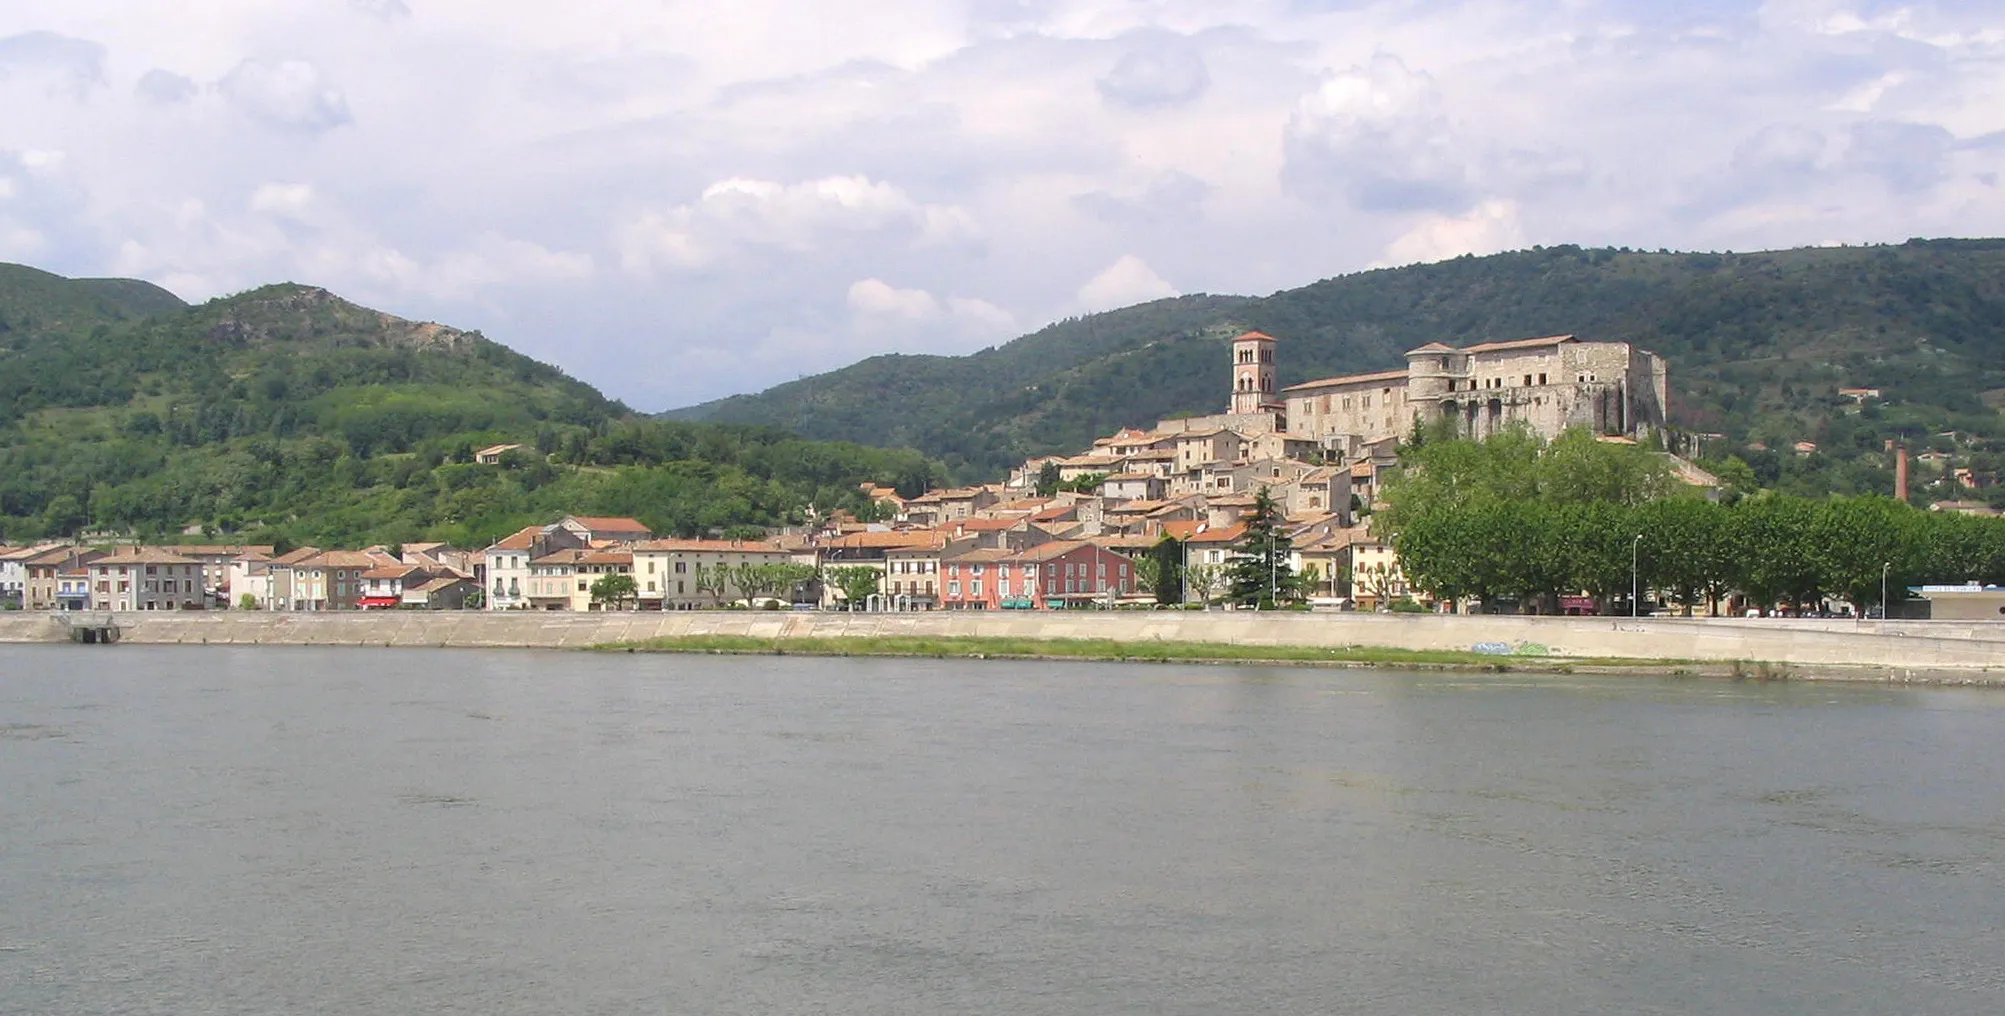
[{"xmin": 5, "ymin": 647, "xmax": 2004, "ymax": 1013}]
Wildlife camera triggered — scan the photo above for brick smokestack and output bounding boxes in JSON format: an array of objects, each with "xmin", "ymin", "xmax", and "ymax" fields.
[{"xmin": 1895, "ymin": 444, "xmax": 1909, "ymax": 503}]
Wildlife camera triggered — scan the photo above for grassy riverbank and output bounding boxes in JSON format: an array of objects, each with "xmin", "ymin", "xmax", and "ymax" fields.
[{"xmin": 597, "ymin": 633, "xmax": 1682, "ymax": 672}]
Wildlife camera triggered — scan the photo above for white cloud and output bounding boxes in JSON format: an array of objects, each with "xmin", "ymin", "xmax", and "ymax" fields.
[
  {"xmin": 1077, "ymin": 254, "xmax": 1178, "ymax": 312},
  {"xmin": 620, "ymin": 175, "xmax": 979, "ymax": 274},
  {"xmin": 849, "ymin": 278, "xmax": 1016, "ymax": 333},
  {"xmin": 3, "ymin": 0, "xmax": 2005, "ymax": 409},
  {"xmin": 848, "ymin": 277, "xmax": 941, "ymax": 319},
  {"xmin": 248, "ymin": 182, "xmax": 314, "ymax": 218},
  {"xmin": 1379, "ymin": 200, "xmax": 1527, "ymax": 267}
]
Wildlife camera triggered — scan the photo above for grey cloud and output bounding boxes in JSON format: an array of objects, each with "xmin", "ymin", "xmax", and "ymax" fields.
[
  {"xmin": 1846, "ymin": 120, "xmax": 1956, "ymax": 193},
  {"xmin": 219, "ymin": 58, "xmax": 353, "ymax": 133},
  {"xmin": 0, "ymin": 31, "xmax": 106, "ymax": 98},
  {"xmin": 1074, "ymin": 171, "xmax": 1213, "ymax": 225},
  {"xmin": 1097, "ymin": 40, "xmax": 1210, "ymax": 108},
  {"xmin": 135, "ymin": 68, "xmax": 197, "ymax": 104},
  {"xmin": 350, "ymin": 0, "xmax": 413, "ymax": 20}
]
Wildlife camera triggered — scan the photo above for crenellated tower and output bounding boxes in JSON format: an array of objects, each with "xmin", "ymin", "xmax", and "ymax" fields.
[{"xmin": 1228, "ymin": 331, "xmax": 1278, "ymax": 415}]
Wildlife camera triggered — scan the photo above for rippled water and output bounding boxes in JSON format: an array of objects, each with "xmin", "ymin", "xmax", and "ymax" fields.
[{"xmin": 3, "ymin": 646, "xmax": 2004, "ymax": 1014}]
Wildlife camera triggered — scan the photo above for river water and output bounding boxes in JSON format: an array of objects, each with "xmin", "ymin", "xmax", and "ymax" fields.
[{"xmin": 3, "ymin": 647, "xmax": 2002, "ymax": 1014}]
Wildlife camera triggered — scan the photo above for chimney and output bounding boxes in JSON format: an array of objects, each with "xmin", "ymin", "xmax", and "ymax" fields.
[{"xmin": 1895, "ymin": 444, "xmax": 1909, "ymax": 503}]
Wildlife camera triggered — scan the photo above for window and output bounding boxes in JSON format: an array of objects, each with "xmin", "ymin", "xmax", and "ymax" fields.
[
  {"xmin": 949, "ymin": 581, "xmax": 961, "ymax": 597},
  {"xmin": 972, "ymin": 580, "xmax": 983, "ymax": 596},
  {"xmin": 1524, "ymin": 374, "xmax": 1533, "ymax": 386},
  {"xmin": 675, "ymin": 561, "xmax": 687, "ymax": 573},
  {"xmin": 577, "ymin": 581, "xmax": 587, "ymax": 592},
  {"xmin": 1538, "ymin": 373, "xmax": 1547, "ymax": 385}
]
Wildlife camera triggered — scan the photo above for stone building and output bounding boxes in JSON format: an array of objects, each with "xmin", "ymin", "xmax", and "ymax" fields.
[{"xmin": 1282, "ymin": 333, "xmax": 1669, "ymax": 453}]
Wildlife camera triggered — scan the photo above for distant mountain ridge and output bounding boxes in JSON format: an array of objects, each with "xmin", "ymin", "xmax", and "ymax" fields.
[{"xmin": 671, "ymin": 239, "xmax": 2005, "ymax": 493}]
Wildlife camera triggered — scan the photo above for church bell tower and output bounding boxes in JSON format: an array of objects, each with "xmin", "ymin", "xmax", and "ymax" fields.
[{"xmin": 1229, "ymin": 331, "xmax": 1278, "ymax": 415}]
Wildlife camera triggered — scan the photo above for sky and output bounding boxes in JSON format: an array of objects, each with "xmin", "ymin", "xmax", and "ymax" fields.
[{"xmin": 3, "ymin": 1, "xmax": 2003, "ymax": 411}]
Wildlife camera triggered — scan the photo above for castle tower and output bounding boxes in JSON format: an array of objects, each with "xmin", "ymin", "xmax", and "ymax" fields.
[{"xmin": 1229, "ymin": 331, "xmax": 1278, "ymax": 415}]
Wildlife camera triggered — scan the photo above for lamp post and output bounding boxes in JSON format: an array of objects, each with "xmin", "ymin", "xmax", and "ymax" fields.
[
  {"xmin": 1881, "ymin": 561, "xmax": 1890, "ymax": 620},
  {"xmin": 1269, "ymin": 527, "xmax": 1278, "ymax": 610},
  {"xmin": 1631, "ymin": 533, "xmax": 1643, "ymax": 618}
]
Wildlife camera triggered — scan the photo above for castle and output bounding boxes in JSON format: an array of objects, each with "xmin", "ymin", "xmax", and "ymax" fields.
[{"xmin": 1212, "ymin": 330, "xmax": 1668, "ymax": 458}]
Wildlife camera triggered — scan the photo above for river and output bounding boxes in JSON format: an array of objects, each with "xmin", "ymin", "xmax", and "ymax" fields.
[{"xmin": 3, "ymin": 646, "xmax": 2002, "ymax": 1013}]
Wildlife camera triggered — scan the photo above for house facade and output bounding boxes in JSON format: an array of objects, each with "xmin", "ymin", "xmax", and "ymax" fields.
[
  {"xmin": 525, "ymin": 548, "xmax": 636, "ymax": 611},
  {"xmin": 24, "ymin": 547, "xmax": 105, "ymax": 610},
  {"xmin": 85, "ymin": 549, "xmax": 205, "ymax": 611},
  {"xmin": 631, "ymin": 539, "xmax": 796, "ymax": 609}
]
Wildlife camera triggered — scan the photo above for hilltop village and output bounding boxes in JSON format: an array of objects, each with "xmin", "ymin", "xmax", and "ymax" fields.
[{"xmin": 3, "ymin": 331, "xmax": 1679, "ymax": 614}]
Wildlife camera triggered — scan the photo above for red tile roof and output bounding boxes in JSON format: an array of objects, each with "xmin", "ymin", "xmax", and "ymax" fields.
[{"xmin": 488, "ymin": 526, "xmax": 544, "ymax": 551}]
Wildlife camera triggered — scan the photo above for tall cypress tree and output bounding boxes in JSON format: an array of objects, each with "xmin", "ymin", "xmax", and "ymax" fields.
[
  {"xmin": 1148, "ymin": 534, "xmax": 1185, "ymax": 605},
  {"xmin": 1227, "ymin": 486, "xmax": 1295, "ymax": 608}
]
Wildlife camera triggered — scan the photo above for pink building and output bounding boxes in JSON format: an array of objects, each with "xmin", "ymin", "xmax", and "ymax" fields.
[{"xmin": 941, "ymin": 540, "xmax": 1136, "ymax": 610}]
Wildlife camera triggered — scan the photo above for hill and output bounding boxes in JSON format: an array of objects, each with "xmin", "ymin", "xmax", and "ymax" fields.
[
  {"xmin": 0, "ymin": 262, "xmax": 186, "ymax": 336},
  {"xmin": 674, "ymin": 240, "xmax": 2005, "ymax": 498},
  {"xmin": 0, "ymin": 266, "xmax": 942, "ymax": 548}
]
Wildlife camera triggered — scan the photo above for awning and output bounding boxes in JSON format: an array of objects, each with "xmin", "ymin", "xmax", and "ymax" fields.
[{"xmin": 357, "ymin": 596, "xmax": 401, "ymax": 608}]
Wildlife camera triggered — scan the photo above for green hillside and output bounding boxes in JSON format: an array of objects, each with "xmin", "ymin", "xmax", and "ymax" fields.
[
  {"xmin": 676, "ymin": 240, "xmax": 2005, "ymax": 499},
  {"xmin": 0, "ymin": 266, "xmax": 942, "ymax": 548}
]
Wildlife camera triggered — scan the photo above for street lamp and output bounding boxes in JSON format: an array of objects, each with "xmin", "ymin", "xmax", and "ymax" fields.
[
  {"xmin": 1881, "ymin": 561, "xmax": 1891, "ymax": 620},
  {"xmin": 1631, "ymin": 533, "xmax": 1643, "ymax": 618}
]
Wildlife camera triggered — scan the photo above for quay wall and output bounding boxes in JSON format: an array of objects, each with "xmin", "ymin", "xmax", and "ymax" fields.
[{"xmin": 3, "ymin": 611, "xmax": 2003, "ymax": 675}]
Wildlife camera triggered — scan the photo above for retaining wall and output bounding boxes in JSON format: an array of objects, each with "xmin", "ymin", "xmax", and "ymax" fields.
[{"xmin": 2, "ymin": 610, "xmax": 2002, "ymax": 674}]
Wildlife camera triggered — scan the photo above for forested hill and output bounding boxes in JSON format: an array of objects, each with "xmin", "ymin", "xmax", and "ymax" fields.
[
  {"xmin": 672, "ymin": 240, "xmax": 2005, "ymax": 496},
  {"xmin": 0, "ymin": 265, "xmax": 944, "ymax": 547}
]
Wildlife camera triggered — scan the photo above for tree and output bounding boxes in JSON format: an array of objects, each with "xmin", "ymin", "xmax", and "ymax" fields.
[
  {"xmin": 1035, "ymin": 460, "xmax": 1061, "ymax": 498},
  {"xmin": 691, "ymin": 563, "xmax": 729, "ymax": 604},
  {"xmin": 727, "ymin": 562, "xmax": 761, "ymax": 605},
  {"xmin": 590, "ymin": 573, "xmax": 638, "ymax": 610},
  {"xmin": 1226, "ymin": 486, "xmax": 1295, "ymax": 608},
  {"xmin": 1139, "ymin": 535, "xmax": 1185, "ymax": 605},
  {"xmin": 824, "ymin": 565, "xmax": 881, "ymax": 609},
  {"xmin": 1184, "ymin": 563, "xmax": 1222, "ymax": 605},
  {"xmin": 238, "ymin": 592, "xmax": 259, "ymax": 610}
]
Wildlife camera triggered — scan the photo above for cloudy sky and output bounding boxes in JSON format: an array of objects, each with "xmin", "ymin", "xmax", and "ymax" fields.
[{"xmin": 3, "ymin": 1, "xmax": 2003, "ymax": 409}]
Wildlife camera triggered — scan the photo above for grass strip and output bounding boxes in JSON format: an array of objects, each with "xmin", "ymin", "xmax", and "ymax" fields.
[{"xmin": 592, "ymin": 633, "xmax": 1674, "ymax": 671}]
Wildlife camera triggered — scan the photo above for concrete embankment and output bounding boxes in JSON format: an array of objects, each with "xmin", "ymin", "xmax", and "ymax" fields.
[{"xmin": 3, "ymin": 610, "xmax": 2002, "ymax": 681}]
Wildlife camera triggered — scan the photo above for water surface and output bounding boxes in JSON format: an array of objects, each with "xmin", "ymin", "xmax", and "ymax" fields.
[{"xmin": 3, "ymin": 646, "xmax": 2002, "ymax": 1014}]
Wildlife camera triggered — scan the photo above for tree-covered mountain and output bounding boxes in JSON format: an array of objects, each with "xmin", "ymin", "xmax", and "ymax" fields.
[
  {"xmin": 673, "ymin": 239, "xmax": 2005, "ymax": 499},
  {"xmin": 0, "ymin": 265, "xmax": 942, "ymax": 547}
]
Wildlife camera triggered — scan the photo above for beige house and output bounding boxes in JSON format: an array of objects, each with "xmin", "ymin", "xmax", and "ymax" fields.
[
  {"xmin": 882, "ymin": 533, "xmax": 967, "ymax": 610},
  {"xmin": 526, "ymin": 548, "xmax": 636, "ymax": 610},
  {"xmin": 290, "ymin": 550, "xmax": 394, "ymax": 611},
  {"xmin": 86, "ymin": 548, "xmax": 204, "ymax": 611},
  {"xmin": 631, "ymin": 539, "xmax": 796, "ymax": 609},
  {"xmin": 24, "ymin": 547, "xmax": 105, "ymax": 610}
]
